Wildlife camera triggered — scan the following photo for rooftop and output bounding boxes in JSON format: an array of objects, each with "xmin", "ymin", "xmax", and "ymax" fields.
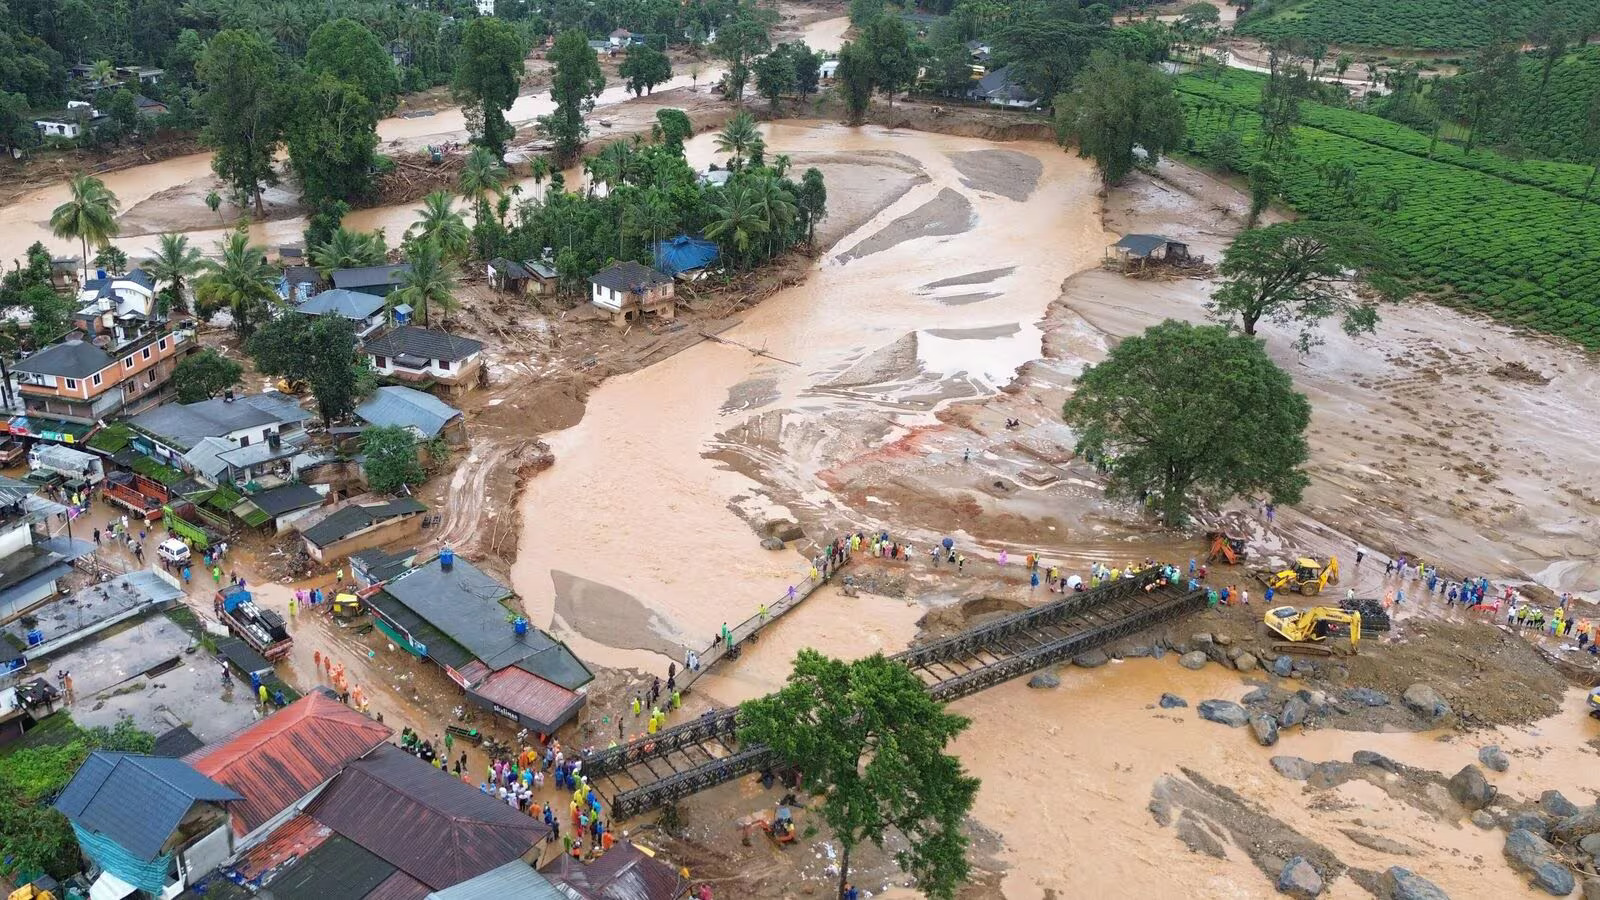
[
  {"xmin": 331, "ymin": 263, "xmax": 413, "ymax": 291},
  {"xmin": 301, "ymin": 498, "xmax": 428, "ymax": 548},
  {"xmin": 364, "ymin": 327, "xmax": 485, "ymax": 363},
  {"xmin": 248, "ymin": 482, "xmax": 325, "ymax": 517},
  {"xmin": 652, "ymin": 236, "xmax": 719, "ymax": 276},
  {"xmin": 355, "ymin": 386, "xmax": 463, "ymax": 438},
  {"xmin": 185, "ymin": 692, "xmax": 392, "ymax": 835},
  {"xmin": 128, "ymin": 391, "xmax": 312, "ymax": 451},
  {"xmin": 306, "ymin": 744, "xmax": 548, "ymax": 891},
  {"xmin": 1111, "ymin": 233, "xmax": 1174, "ymax": 257},
  {"xmin": 488, "ymin": 258, "xmax": 530, "ymax": 280},
  {"xmin": 539, "ymin": 841, "xmax": 688, "ymax": 900},
  {"xmin": 12, "ymin": 340, "xmax": 114, "ymax": 379},
  {"xmin": 973, "ymin": 64, "xmax": 1037, "ymax": 102},
  {"xmin": 55, "ymin": 751, "xmax": 242, "ymax": 861},
  {"xmin": 298, "ymin": 289, "xmax": 390, "ymax": 320},
  {"xmin": 590, "ymin": 261, "xmax": 673, "ymax": 294},
  {"xmin": 429, "ymin": 860, "xmax": 563, "ymax": 899}
]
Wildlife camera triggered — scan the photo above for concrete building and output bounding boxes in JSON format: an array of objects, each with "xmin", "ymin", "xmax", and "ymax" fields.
[
  {"xmin": 362, "ymin": 327, "xmax": 485, "ymax": 395},
  {"xmin": 589, "ymin": 261, "xmax": 676, "ymax": 326}
]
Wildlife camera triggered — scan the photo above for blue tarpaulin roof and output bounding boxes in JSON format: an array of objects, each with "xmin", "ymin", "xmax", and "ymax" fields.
[{"xmin": 652, "ymin": 235, "xmax": 719, "ymax": 276}]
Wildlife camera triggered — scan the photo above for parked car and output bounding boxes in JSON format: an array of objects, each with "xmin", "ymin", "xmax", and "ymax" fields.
[{"xmin": 157, "ymin": 538, "xmax": 191, "ymax": 565}]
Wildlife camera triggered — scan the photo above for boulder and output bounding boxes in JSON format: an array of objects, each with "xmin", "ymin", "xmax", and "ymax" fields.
[
  {"xmin": 1277, "ymin": 856, "xmax": 1324, "ymax": 898},
  {"xmin": 1179, "ymin": 651, "xmax": 1209, "ymax": 670},
  {"xmin": 1192, "ymin": 632, "xmax": 1216, "ymax": 647},
  {"xmin": 1553, "ymin": 807, "xmax": 1600, "ymax": 845},
  {"xmin": 1250, "ymin": 714, "xmax": 1280, "ymax": 747},
  {"xmin": 1214, "ymin": 633, "xmax": 1233, "ymax": 647},
  {"xmin": 1542, "ymin": 791, "xmax": 1582, "ymax": 820},
  {"xmin": 1346, "ymin": 687, "xmax": 1392, "ymax": 707},
  {"xmin": 1510, "ymin": 813, "xmax": 1552, "ymax": 839},
  {"xmin": 1073, "ymin": 649, "xmax": 1109, "ymax": 668},
  {"xmin": 1300, "ymin": 689, "xmax": 1329, "ymax": 710},
  {"xmin": 1472, "ymin": 810, "xmax": 1498, "ymax": 830},
  {"xmin": 1124, "ymin": 644, "xmax": 1154, "ymax": 658},
  {"xmin": 760, "ymin": 536, "xmax": 787, "ymax": 550},
  {"xmin": 1401, "ymin": 684, "xmax": 1452, "ymax": 721},
  {"xmin": 1198, "ymin": 699, "xmax": 1249, "ymax": 728},
  {"xmin": 1159, "ymin": 693, "xmax": 1189, "ymax": 709},
  {"xmin": 1273, "ymin": 655, "xmax": 1294, "ymax": 677},
  {"xmin": 1505, "ymin": 829, "xmax": 1575, "ymax": 896},
  {"xmin": 1271, "ymin": 756, "xmax": 1316, "ymax": 780},
  {"xmin": 1447, "ymin": 765, "xmax": 1497, "ymax": 811},
  {"xmin": 1479, "ymin": 746, "xmax": 1511, "ymax": 773},
  {"xmin": 1579, "ymin": 834, "xmax": 1600, "ymax": 858},
  {"xmin": 1526, "ymin": 863, "xmax": 1576, "ymax": 897},
  {"xmin": 1242, "ymin": 687, "xmax": 1273, "ymax": 705},
  {"xmin": 1377, "ymin": 867, "xmax": 1452, "ymax": 900},
  {"xmin": 1151, "ymin": 644, "xmax": 1166, "ymax": 660},
  {"xmin": 1280, "ymin": 696, "xmax": 1311, "ymax": 728},
  {"xmin": 1027, "ymin": 671, "xmax": 1060, "ymax": 689},
  {"xmin": 764, "ymin": 519, "xmax": 805, "ymax": 542},
  {"xmin": 1235, "ymin": 652, "xmax": 1259, "ymax": 672},
  {"xmin": 1353, "ymin": 751, "xmax": 1402, "ymax": 773}
]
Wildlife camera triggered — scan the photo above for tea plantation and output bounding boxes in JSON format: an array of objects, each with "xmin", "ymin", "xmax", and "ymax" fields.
[
  {"xmin": 1179, "ymin": 69, "xmax": 1600, "ymax": 348},
  {"xmin": 1236, "ymin": 0, "xmax": 1600, "ymax": 51}
]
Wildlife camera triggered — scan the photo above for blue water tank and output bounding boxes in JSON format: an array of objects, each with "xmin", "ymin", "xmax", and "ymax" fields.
[
  {"xmin": 96, "ymin": 268, "xmax": 106, "ymax": 279},
  {"xmin": 513, "ymin": 617, "xmax": 528, "ymax": 636},
  {"xmin": 440, "ymin": 547, "xmax": 454, "ymax": 569},
  {"xmin": 26, "ymin": 629, "xmax": 43, "ymax": 646}
]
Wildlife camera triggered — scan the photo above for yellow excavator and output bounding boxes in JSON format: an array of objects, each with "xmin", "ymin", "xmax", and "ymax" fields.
[
  {"xmin": 1256, "ymin": 556, "xmax": 1340, "ymax": 597},
  {"xmin": 1264, "ymin": 606, "xmax": 1361, "ymax": 655}
]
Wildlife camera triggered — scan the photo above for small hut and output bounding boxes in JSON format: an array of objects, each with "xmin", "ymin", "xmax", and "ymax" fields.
[{"xmin": 1107, "ymin": 233, "xmax": 1191, "ymax": 272}]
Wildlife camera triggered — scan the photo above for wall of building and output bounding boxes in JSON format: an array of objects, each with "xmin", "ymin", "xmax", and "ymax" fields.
[
  {"xmin": 369, "ymin": 353, "xmax": 481, "ymax": 383},
  {"xmin": 305, "ymin": 514, "xmax": 423, "ymax": 564}
]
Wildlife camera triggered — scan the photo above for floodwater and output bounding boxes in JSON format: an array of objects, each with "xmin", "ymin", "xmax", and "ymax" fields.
[{"xmin": 0, "ymin": 15, "xmax": 851, "ymax": 265}]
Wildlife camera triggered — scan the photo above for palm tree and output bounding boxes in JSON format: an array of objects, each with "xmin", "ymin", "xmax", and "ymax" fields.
[
  {"xmin": 194, "ymin": 229, "xmax": 276, "ymax": 338},
  {"xmin": 389, "ymin": 241, "xmax": 458, "ymax": 325},
  {"xmin": 753, "ymin": 176, "xmax": 797, "ymax": 259},
  {"xmin": 623, "ymin": 190, "xmax": 679, "ymax": 256},
  {"xmin": 88, "ymin": 59, "xmax": 116, "ymax": 86},
  {"xmin": 598, "ymin": 141, "xmax": 639, "ymax": 188},
  {"xmin": 310, "ymin": 227, "xmax": 388, "ymax": 276},
  {"xmin": 529, "ymin": 157, "xmax": 551, "ymax": 199},
  {"xmin": 50, "ymin": 174, "xmax": 120, "ymax": 282},
  {"xmin": 143, "ymin": 233, "xmax": 206, "ymax": 314},
  {"xmin": 205, "ymin": 190, "xmax": 223, "ymax": 221},
  {"xmin": 704, "ymin": 184, "xmax": 770, "ymax": 267},
  {"xmin": 457, "ymin": 146, "xmax": 508, "ymax": 221},
  {"xmin": 715, "ymin": 113, "xmax": 759, "ymax": 170},
  {"xmin": 773, "ymin": 154, "xmax": 792, "ymax": 178},
  {"xmin": 406, "ymin": 191, "xmax": 471, "ymax": 260}
]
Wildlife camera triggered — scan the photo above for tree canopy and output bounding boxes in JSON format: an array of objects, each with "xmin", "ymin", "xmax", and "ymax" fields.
[
  {"xmin": 1054, "ymin": 50, "xmax": 1186, "ymax": 185},
  {"xmin": 739, "ymin": 650, "xmax": 979, "ymax": 900},
  {"xmin": 172, "ymin": 348, "xmax": 244, "ymax": 403},
  {"xmin": 620, "ymin": 44, "xmax": 673, "ymax": 97},
  {"xmin": 197, "ymin": 29, "xmax": 284, "ymax": 216},
  {"xmin": 1062, "ymin": 320, "xmax": 1312, "ymax": 526},
  {"xmin": 454, "ymin": 17, "xmax": 525, "ymax": 159},
  {"xmin": 247, "ymin": 313, "xmax": 369, "ymax": 424},
  {"xmin": 363, "ymin": 424, "xmax": 425, "ymax": 493},
  {"xmin": 539, "ymin": 30, "xmax": 605, "ymax": 163},
  {"xmin": 306, "ymin": 17, "xmax": 400, "ymax": 116}
]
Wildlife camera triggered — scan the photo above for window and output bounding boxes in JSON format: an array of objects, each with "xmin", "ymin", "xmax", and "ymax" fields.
[
  {"xmin": 64, "ymin": 378, "xmax": 77, "ymax": 390},
  {"xmin": 147, "ymin": 370, "xmax": 156, "ymax": 384},
  {"xmin": 91, "ymin": 373, "xmax": 102, "ymax": 387},
  {"xmin": 240, "ymin": 436, "xmax": 250, "ymax": 447},
  {"xmin": 124, "ymin": 356, "xmax": 134, "ymax": 369},
  {"xmin": 438, "ymin": 359, "xmax": 451, "ymax": 371},
  {"xmin": 373, "ymin": 356, "xmax": 387, "ymax": 368},
  {"xmin": 158, "ymin": 338, "xmax": 168, "ymax": 351},
  {"xmin": 141, "ymin": 347, "xmax": 152, "ymax": 360}
]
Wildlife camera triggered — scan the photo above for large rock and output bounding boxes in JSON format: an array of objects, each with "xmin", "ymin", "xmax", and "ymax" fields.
[
  {"xmin": 1280, "ymin": 696, "xmax": 1311, "ymax": 728},
  {"xmin": 760, "ymin": 536, "xmax": 787, "ymax": 550},
  {"xmin": 1479, "ymin": 745, "xmax": 1511, "ymax": 773},
  {"xmin": 1472, "ymin": 810, "xmax": 1498, "ymax": 830},
  {"xmin": 1073, "ymin": 649, "xmax": 1109, "ymax": 668},
  {"xmin": 1300, "ymin": 689, "xmax": 1329, "ymax": 710},
  {"xmin": 1271, "ymin": 756, "xmax": 1316, "ymax": 780},
  {"xmin": 1198, "ymin": 699, "xmax": 1250, "ymax": 728},
  {"xmin": 1377, "ymin": 867, "xmax": 1452, "ymax": 900},
  {"xmin": 1027, "ymin": 671, "xmax": 1060, "ymax": 689},
  {"xmin": 1235, "ymin": 652, "xmax": 1259, "ymax": 672},
  {"xmin": 1505, "ymin": 829, "xmax": 1576, "ymax": 896},
  {"xmin": 1553, "ymin": 806, "xmax": 1600, "ymax": 845},
  {"xmin": 1178, "ymin": 650, "xmax": 1210, "ymax": 670},
  {"xmin": 1251, "ymin": 714, "xmax": 1281, "ymax": 747},
  {"xmin": 1402, "ymin": 684, "xmax": 1452, "ymax": 721},
  {"xmin": 1273, "ymin": 655, "xmax": 1294, "ymax": 677},
  {"xmin": 1214, "ymin": 633, "xmax": 1233, "ymax": 647},
  {"xmin": 1192, "ymin": 632, "xmax": 1215, "ymax": 648},
  {"xmin": 763, "ymin": 519, "xmax": 805, "ymax": 542},
  {"xmin": 1123, "ymin": 644, "xmax": 1154, "ymax": 658},
  {"xmin": 1242, "ymin": 687, "xmax": 1273, "ymax": 705},
  {"xmin": 1510, "ymin": 813, "xmax": 1552, "ymax": 839},
  {"xmin": 1542, "ymin": 791, "xmax": 1582, "ymax": 819},
  {"xmin": 1159, "ymin": 693, "xmax": 1189, "ymax": 709},
  {"xmin": 1277, "ymin": 856, "xmax": 1324, "ymax": 898},
  {"xmin": 1579, "ymin": 833, "xmax": 1600, "ymax": 857},
  {"xmin": 1346, "ymin": 687, "xmax": 1392, "ymax": 707},
  {"xmin": 1447, "ymin": 765, "xmax": 1497, "ymax": 811}
]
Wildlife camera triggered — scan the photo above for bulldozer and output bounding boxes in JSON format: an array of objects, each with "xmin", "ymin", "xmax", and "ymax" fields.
[
  {"xmin": 1255, "ymin": 556, "xmax": 1340, "ymax": 597},
  {"xmin": 1264, "ymin": 605, "xmax": 1361, "ymax": 655},
  {"xmin": 1206, "ymin": 530, "xmax": 1248, "ymax": 565}
]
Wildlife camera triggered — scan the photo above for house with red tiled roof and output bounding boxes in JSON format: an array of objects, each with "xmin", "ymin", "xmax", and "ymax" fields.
[{"xmin": 185, "ymin": 691, "xmax": 391, "ymax": 846}]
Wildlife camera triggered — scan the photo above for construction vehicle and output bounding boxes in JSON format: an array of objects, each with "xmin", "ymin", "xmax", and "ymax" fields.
[
  {"xmin": 740, "ymin": 805, "xmax": 797, "ymax": 847},
  {"xmin": 1206, "ymin": 530, "xmax": 1248, "ymax": 565},
  {"xmin": 1588, "ymin": 687, "xmax": 1600, "ymax": 720},
  {"xmin": 1255, "ymin": 556, "xmax": 1340, "ymax": 597},
  {"xmin": 1264, "ymin": 606, "xmax": 1361, "ymax": 655},
  {"xmin": 214, "ymin": 584, "xmax": 292, "ymax": 662},
  {"xmin": 276, "ymin": 377, "xmax": 308, "ymax": 394}
]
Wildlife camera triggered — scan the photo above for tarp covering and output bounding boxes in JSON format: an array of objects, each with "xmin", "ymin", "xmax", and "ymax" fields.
[
  {"xmin": 74, "ymin": 824, "xmax": 171, "ymax": 895},
  {"xmin": 652, "ymin": 235, "xmax": 719, "ymax": 276}
]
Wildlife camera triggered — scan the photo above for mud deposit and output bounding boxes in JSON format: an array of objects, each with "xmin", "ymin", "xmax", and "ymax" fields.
[{"xmin": 837, "ymin": 187, "xmax": 976, "ymax": 262}]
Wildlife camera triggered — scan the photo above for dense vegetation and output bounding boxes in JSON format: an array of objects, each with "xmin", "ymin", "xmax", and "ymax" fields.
[
  {"xmin": 1436, "ymin": 44, "xmax": 1600, "ymax": 164},
  {"xmin": 1237, "ymin": 0, "xmax": 1600, "ymax": 51},
  {"xmin": 1180, "ymin": 66, "xmax": 1600, "ymax": 348}
]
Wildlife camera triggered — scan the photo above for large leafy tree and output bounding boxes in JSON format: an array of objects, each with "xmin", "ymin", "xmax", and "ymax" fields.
[
  {"xmin": 194, "ymin": 229, "xmax": 276, "ymax": 338},
  {"xmin": 798, "ymin": 167, "xmax": 828, "ymax": 245},
  {"xmin": 305, "ymin": 18, "xmax": 399, "ymax": 116},
  {"xmin": 712, "ymin": 2, "xmax": 776, "ymax": 105},
  {"xmin": 142, "ymin": 233, "xmax": 206, "ymax": 314},
  {"xmin": 740, "ymin": 651, "xmax": 980, "ymax": 900},
  {"xmin": 754, "ymin": 48, "xmax": 797, "ymax": 110},
  {"xmin": 991, "ymin": 5, "xmax": 1110, "ymax": 102},
  {"xmin": 26, "ymin": 284, "xmax": 73, "ymax": 346},
  {"xmin": 835, "ymin": 40, "xmax": 877, "ymax": 124},
  {"xmin": 284, "ymin": 72, "xmax": 381, "ymax": 208},
  {"xmin": 172, "ymin": 348, "xmax": 244, "ymax": 402},
  {"xmin": 406, "ymin": 191, "xmax": 471, "ymax": 259},
  {"xmin": 363, "ymin": 424, "xmax": 425, "ymax": 493},
  {"xmin": 390, "ymin": 241, "xmax": 458, "ymax": 325},
  {"xmin": 539, "ymin": 30, "xmax": 604, "ymax": 164},
  {"xmin": 620, "ymin": 44, "xmax": 672, "ymax": 97},
  {"xmin": 1208, "ymin": 221, "xmax": 1401, "ymax": 350},
  {"xmin": 1054, "ymin": 50, "xmax": 1185, "ymax": 185},
  {"xmin": 655, "ymin": 108, "xmax": 693, "ymax": 152},
  {"xmin": 862, "ymin": 15, "xmax": 915, "ymax": 107},
  {"xmin": 1063, "ymin": 320, "xmax": 1311, "ymax": 526},
  {"xmin": 197, "ymin": 29, "xmax": 284, "ymax": 217},
  {"xmin": 49, "ymin": 174, "xmax": 119, "ymax": 282},
  {"xmin": 453, "ymin": 17, "xmax": 525, "ymax": 158},
  {"xmin": 248, "ymin": 313, "xmax": 367, "ymax": 424}
]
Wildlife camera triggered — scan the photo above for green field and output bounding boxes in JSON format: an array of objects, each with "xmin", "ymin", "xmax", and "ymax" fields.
[
  {"xmin": 1180, "ymin": 69, "xmax": 1600, "ymax": 348},
  {"xmin": 1449, "ymin": 45, "xmax": 1600, "ymax": 163},
  {"xmin": 1236, "ymin": 0, "xmax": 1600, "ymax": 50}
]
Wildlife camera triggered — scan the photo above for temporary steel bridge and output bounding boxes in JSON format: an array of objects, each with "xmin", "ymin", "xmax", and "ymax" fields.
[{"xmin": 588, "ymin": 573, "xmax": 1207, "ymax": 819}]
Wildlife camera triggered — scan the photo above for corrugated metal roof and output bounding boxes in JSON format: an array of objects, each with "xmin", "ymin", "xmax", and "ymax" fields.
[
  {"xmin": 55, "ymin": 752, "xmax": 242, "ymax": 861},
  {"xmin": 297, "ymin": 289, "xmax": 388, "ymax": 320},
  {"xmin": 427, "ymin": 861, "xmax": 563, "ymax": 899},
  {"xmin": 332, "ymin": 264, "xmax": 412, "ymax": 291},
  {"xmin": 186, "ymin": 693, "xmax": 392, "ymax": 835},
  {"xmin": 248, "ymin": 483, "xmax": 325, "ymax": 517},
  {"xmin": 259, "ymin": 833, "xmax": 399, "ymax": 900},
  {"xmin": 356, "ymin": 386, "xmax": 462, "ymax": 438},
  {"xmin": 652, "ymin": 236, "xmax": 718, "ymax": 276},
  {"xmin": 301, "ymin": 499, "xmax": 427, "ymax": 547},
  {"xmin": 539, "ymin": 842, "xmax": 687, "ymax": 900},
  {"xmin": 363, "ymin": 326, "xmax": 484, "ymax": 362},
  {"xmin": 151, "ymin": 725, "xmax": 205, "ymax": 758},
  {"xmin": 367, "ymin": 871, "xmax": 434, "ymax": 900},
  {"xmin": 471, "ymin": 665, "xmax": 582, "ymax": 732},
  {"xmin": 307, "ymin": 744, "xmax": 547, "ymax": 890},
  {"xmin": 228, "ymin": 812, "xmax": 332, "ymax": 882}
]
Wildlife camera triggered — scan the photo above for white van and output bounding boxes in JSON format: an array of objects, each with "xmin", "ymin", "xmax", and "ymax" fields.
[{"xmin": 157, "ymin": 538, "xmax": 191, "ymax": 565}]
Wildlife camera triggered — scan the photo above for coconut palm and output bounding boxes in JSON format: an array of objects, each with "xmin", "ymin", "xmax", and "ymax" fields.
[
  {"xmin": 88, "ymin": 59, "xmax": 116, "ymax": 86},
  {"xmin": 753, "ymin": 176, "xmax": 797, "ymax": 258},
  {"xmin": 704, "ymin": 184, "xmax": 770, "ymax": 267},
  {"xmin": 598, "ymin": 141, "xmax": 641, "ymax": 188},
  {"xmin": 529, "ymin": 157, "xmax": 551, "ymax": 198},
  {"xmin": 389, "ymin": 241, "xmax": 458, "ymax": 325},
  {"xmin": 49, "ymin": 174, "xmax": 120, "ymax": 281},
  {"xmin": 310, "ymin": 227, "xmax": 388, "ymax": 275},
  {"xmin": 714, "ymin": 113, "xmax": 759, "ymax": 170},
  {"xmin": 405, "ymin": 191, "xmax": 470, "ymax": 260},
  {"xmin": 457, "ymin": 146, "xmax": 508, "ymax": 219},
  {"xmin": 194, "ymin": 229, "xmax": 276, "ymax": 338},
  {"xmin": 623, "ymin": 190, "xmax": 679, "ymax": 254},
  {"xmin": 143, "ymin": 233, "xmax": 207, "ymax": 314}
]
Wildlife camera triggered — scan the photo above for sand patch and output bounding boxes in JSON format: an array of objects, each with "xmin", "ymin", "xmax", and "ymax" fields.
[
  {"xmin": 919, "ymin": 266, "xmax": 1017, "ymax": 291},
  {"xmin": 948, "ymin": 149, "xmax": 1044, "ymax": 201},
  {"xmin": 549, "ymin": 569, "xmax": 684, "ymax": 657},
  {"xmin": 837, "ymin": 187, "xmax": 975, "ymax": 262}
]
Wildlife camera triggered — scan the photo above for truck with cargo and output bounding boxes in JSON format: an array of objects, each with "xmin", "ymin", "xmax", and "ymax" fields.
[
  {"xmin": 162, "ymin": 500, "xmax": 229, "ymax": 550},
  {"xmin": 213, "ymin": 584, "xmax": 292, "ymax": 661},
  {"xmin": 103, "ymin": 472, "xmax": 169, "ymax": 520},
  {"xmin": 27, "ymin": 444, "xmax": 104, "ymax": 486}
]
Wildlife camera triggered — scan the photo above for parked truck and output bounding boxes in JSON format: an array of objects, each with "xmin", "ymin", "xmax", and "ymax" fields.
[
  {"xmin": 162, "ymin": 500, "xmax": 229, "ymax": 550},
  {"xmin": 214, "ymin": 584, "xmax": 292, "ymax": 661},
  {"xmin": 27, "ymin": 444, "xmax": 104, "ymax": 486},
  {"xmin": 0, "ymin": 438, "xmax": 26, "ymax": 466},
  {"xmin": 103, "ymin": 472, "xmax": 169, "ymax": 521}
]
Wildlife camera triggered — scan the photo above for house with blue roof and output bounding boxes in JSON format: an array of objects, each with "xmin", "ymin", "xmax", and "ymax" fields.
[
  {"xmin": 355, "ymin": 386, "xmax": 465, "ymax": 444},
  {"xmin": 652, "ymin": 235, "xmax": 720, "ymax": 277},
  {"xmin": 55, "ymin": 750, "xmax": 243, "ymax": 899}
]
